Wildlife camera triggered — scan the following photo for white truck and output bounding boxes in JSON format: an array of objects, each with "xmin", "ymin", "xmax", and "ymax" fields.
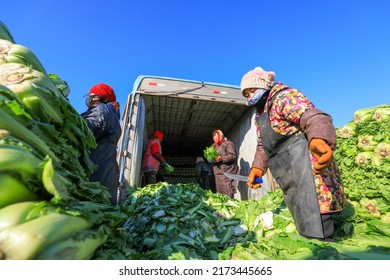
[{"xmin": 117, "ymin": 75, "xmax": 278, "ymax": 201}]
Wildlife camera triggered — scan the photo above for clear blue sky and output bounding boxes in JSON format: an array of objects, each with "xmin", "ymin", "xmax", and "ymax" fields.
[{"xmin": 2, "ymin": 0, "xmax": 389, "ymax": 127}]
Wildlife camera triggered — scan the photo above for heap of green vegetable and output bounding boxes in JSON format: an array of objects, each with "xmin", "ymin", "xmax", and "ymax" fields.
[
  {"xmin": 94, "ymin": 179, "xmax": 389, "ymax": 260},
  {"xmin": 203, "ymin": 145, "xmax": 218, "ymax": 161},
  {"xmin": 0, "ymin": 21, "xmax": 125, "ymax": 260},
  {"xmin": 333, "ymin": 104, "xmax": 390, "ymax": 239},
  {"xmin": 335, "ymin": 105, "xmax": 389, "ymax": 208}
]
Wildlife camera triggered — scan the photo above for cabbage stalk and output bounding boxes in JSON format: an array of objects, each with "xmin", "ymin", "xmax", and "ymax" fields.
[
  {"xmin": 0, "ymin": 174, "xmax": 38, "ymax": 208},
  {"xmin": 0, "ymin": 63, "xmax": 63, "ymax": 124},
  {"xmin": 0, "ymin": 201, "xmax": 51, "ymax": 231},
  {"xmin": 0, "ymin": 85, "xmax": 59, "ymax": 161},
  {"xmin": 372, "ymin": 107, "xmax": 390, "ymax": 122},
  {"xmin": 353, "ymin": 107, "xmax": 376, "ymax": 123},
  {"xmin": 0, "ymin": 39, "xmax": 47, "ymax": 74},
  {"xmin": 36, "ymin": 228, "xmax": 108, "ymax": 260},
  {"xmin": 0, "ymin": 21, "xmax": 15, "ymax": 43},
  {"xmin": 357, "ymin": 135, "xmax": 378, "ymax": 151},
  {"xmin": 355, "ymin": 152, "xmax": 374, "ymax": 165},
  {"xmin": 337, "ymin": 121, "xmax": 356, "ymax": 138},
  {"xmin": 0, "ymin": 212, "xmax": 92, "ymax": 260},
  {"xmin": 375, "ymin": 142, "xmax": 390, "ymax": 159}
]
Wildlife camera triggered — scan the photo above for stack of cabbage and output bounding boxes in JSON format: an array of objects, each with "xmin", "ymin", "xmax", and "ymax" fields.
[
  {"xmin": 0, "ymin": 21, "xmax": 124, "ymax": 260},
  {"xmin": 333, "ymin": 105, "xmax": 390, "ymax": 238}
]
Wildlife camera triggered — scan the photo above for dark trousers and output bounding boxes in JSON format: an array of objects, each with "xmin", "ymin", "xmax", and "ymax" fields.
[
  {"xmin": 321, "ymin": 213, "xmax": 334, "ymax": 241},
  {"xmin": 301, "ymin": 213, "xmax": 334, "ymax": 242},
  {"xmin": 143, "ymin": 170, "xmax": 157, "ymax": 186},
  {"xmin": 199, "ymin": 171, "xmax": 213, "ymax": 190}
]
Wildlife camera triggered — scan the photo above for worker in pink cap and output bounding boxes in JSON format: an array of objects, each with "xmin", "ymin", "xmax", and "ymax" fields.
[
  {"xmin": 81, "ymin": 83, "xmax": 121, "ymax": 205},
  {"xmin": 142, "ymin": 130, "xmax": 174, "ymax": 186},
  {"xmin": 240, "ymin": 67, "xmax": 346, "ymax": 241}
]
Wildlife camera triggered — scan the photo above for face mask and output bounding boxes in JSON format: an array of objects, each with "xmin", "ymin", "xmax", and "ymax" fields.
[
  {"xmin": 85, "ymin": 95, "xmax": 96, "ymax": 108},
  {"xmin": 248, "ymin": 89, "xmax": 267, "ymax": 106}
]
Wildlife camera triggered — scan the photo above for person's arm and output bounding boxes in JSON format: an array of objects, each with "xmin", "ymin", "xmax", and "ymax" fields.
[
  {"xmin": 277, "ymin": 89, "xmax": 336, "ymax": 173},
  {"xmin": 149, "ymin": 142, "xmax": 164, "ymax": 162},
  {"xmin": 301, "ymin": 108, "xmax": 336, "ymax": 174},
  {"xmin": 83, "ymin": 105, "xmax": 108, "ymax": 139},
  {"xmin": 300, "ymin": 108, "xmax": 337, "ymax": 150},
  {"xmin": 220, "ymin": 141, "xmax": 237, "ymax": 163},
  {"xmin": 251, "ymin": 136, "xmax": 268, "ymax": 172},
  {"xmin": 247, "ymin": 137, "xmax": 268, "ymax": 189},
  {"xmin": 150, "ymin": 141, "xmax": 174, "ymax": 172}
]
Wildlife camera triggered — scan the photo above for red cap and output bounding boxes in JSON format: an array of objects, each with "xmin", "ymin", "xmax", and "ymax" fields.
[
  {"xmin": 89, "ymin": 83, "xmax": 116, "ymax": 102},
  {"xmin": 153, "ymin": 130, "xmax": 164, "ymax": 140}
]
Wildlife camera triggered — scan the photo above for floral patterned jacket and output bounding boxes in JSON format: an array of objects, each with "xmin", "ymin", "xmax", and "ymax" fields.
[{"xmin": 252, "ymin": 82, "xmax": 346, "ymax": 213}]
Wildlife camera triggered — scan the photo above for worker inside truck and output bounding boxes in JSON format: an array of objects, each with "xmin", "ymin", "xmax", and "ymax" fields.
[{"xmin": 141, "ymin": 130, "xmax": 174, "ymax": 187}]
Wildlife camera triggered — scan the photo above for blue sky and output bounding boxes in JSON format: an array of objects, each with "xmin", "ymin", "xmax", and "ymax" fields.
[{"xmin": 2, "ymin": 0, "xmax": 389, "ymax": 127}]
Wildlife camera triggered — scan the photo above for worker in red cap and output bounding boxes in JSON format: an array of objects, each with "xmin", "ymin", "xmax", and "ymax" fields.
[
  {"xmin": 142, "ymin": 130, "xmax": 174, "ymax": 186},
  {"xmin": 81, "ymin": 83, "xmax": 121, "ymax": 205}
]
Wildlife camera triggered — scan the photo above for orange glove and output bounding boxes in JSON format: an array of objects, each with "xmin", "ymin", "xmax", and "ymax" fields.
[
  {"xmin": 309, "ymin": 138, "xmax": 333, "ymax": 174},
  {"xmin": 214, "ymin": 155, "xmax": 222, "ymax": 163},
  {"xmin": 247, "ymin": 167, "xmax": 264, "ymax": 189}
]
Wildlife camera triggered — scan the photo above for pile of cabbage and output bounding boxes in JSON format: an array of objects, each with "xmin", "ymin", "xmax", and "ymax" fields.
[
  {"xmin": 335, "ymin": 105, "xmax": 390, "ymax": 205},
  {"xmin": 94, "ymin": 179, "xmax": 390, "ymax": 260},
  {"xmin": 333, "ymin": 105, "xmax": 390, "ymax": 240},
  {"xmin": 0, "ymin": 20, "xmax": 125, "ymax": 260},
  {"xmin": 94, "ymin": 105, "xmax": 390, "ymax": 260}
]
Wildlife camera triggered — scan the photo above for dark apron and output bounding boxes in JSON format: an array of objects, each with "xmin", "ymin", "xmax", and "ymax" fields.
[{"xmin": 257, "ymin": 91, "xmax": 324, "ymax": 239}]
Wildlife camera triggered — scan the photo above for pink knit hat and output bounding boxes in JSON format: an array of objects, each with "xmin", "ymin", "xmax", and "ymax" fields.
[{"xmin": 240, "ymin": 67, "xmax": 276, "ymax": 95}]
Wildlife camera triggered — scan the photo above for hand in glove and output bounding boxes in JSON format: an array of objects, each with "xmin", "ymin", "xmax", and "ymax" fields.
[
  {"xmin": 162, "ymin": 161, "xmax": 174, "ymax": 173},
  {"xmin": 214, "ymin": 155, "xmax": 222, "ymax": 163},
  {"xmin": 247, "ymin": 167, "xmax": 264, "ymax": 189},
  {"xmin": 309, "ymin": 138, "xmax": 333, "ymax": 174}
]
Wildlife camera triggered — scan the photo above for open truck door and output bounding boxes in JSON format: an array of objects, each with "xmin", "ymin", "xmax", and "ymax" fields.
[{"xmin": 117, "ymin": 75, "xmax": 277, "ymax": 202}]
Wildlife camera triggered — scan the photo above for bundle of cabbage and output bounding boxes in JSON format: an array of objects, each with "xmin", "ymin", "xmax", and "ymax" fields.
[{"xmin": 0, "ymin": 21, "xmax": 125, "ymax": 259}]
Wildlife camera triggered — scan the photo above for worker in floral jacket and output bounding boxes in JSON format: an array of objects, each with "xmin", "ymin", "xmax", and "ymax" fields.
[
  {"xmin": 211, "ymin": 130, "xmax": 239, "ymax": 198},
  {"xmin": 81, "ymin": 83, "xmax": 121, "ymax": 205},
  {"xmin": 240, "ymin": 67, "xmax": 346, "ymax": 241}
]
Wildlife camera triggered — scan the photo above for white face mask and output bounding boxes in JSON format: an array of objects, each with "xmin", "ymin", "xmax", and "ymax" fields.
[{"xmin": 247, "ymin": 89, "xmax": 267, "ymax": 106}]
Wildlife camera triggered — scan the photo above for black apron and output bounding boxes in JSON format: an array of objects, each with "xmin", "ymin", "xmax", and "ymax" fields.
[{"xmin": 257, "ymin": 90, "xmax": 324, "ymax": 239}]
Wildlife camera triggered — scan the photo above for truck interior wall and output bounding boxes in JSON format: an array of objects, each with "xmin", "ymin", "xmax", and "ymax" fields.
[
  {"xmin": 123, "ymin": 93, "xmax": 273, "ymax": 200},
  {"xmin": 226, "ymin": 108, "xmax": 271, "ymax": 201}
]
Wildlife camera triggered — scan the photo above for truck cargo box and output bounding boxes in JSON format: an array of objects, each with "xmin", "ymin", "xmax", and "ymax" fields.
[{"xmin": 117, "ymin": 75, "xmax": 278, "ymax": 201}]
